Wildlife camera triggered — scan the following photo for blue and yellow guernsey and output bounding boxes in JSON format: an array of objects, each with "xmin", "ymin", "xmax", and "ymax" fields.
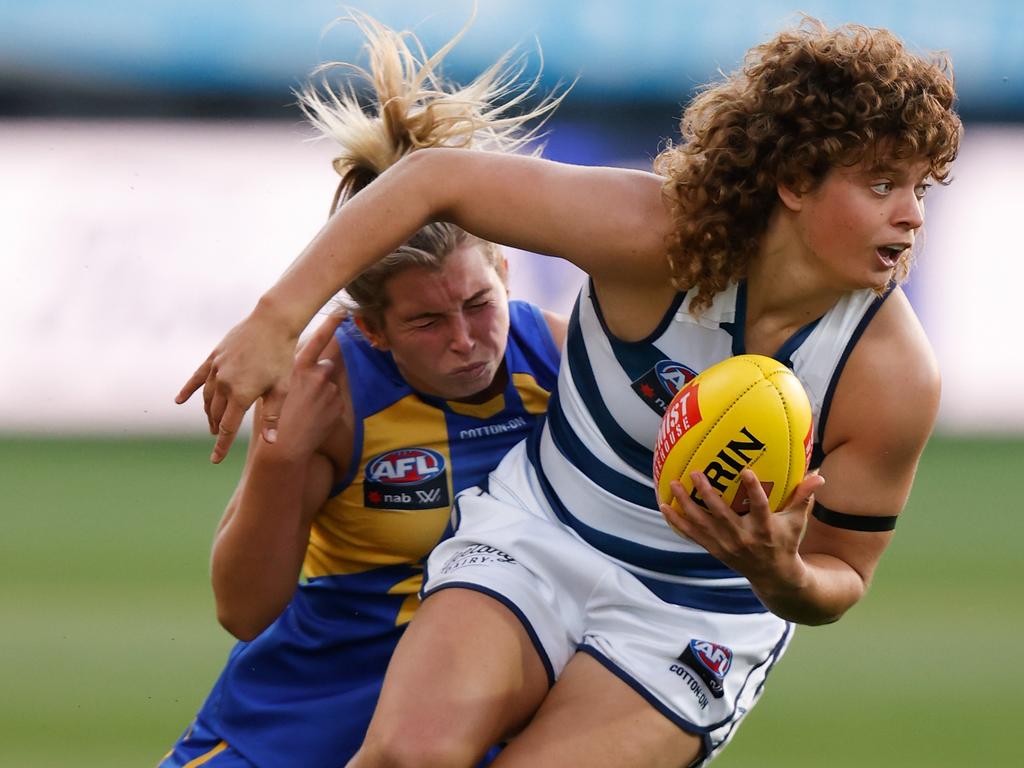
[{"xmin": 195, "ymin": 300, "xmax": 559, "ymax": 767}]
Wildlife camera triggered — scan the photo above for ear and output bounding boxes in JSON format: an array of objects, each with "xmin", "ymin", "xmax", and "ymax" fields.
[
  {"xmin": 354, "ymin": 315, "xmax": 390, "ymax": 351},
  {"xmin": 776, "ymin": 181, "xmax": 804, "ymax": 213}
]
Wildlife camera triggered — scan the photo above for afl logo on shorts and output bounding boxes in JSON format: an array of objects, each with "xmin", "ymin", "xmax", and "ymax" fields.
[
  {"xmin": 364, "ymin": 448, "xmax": 450, "ymax": 510},
  {"xmin": 678, "ymin": 639, "xmax": 733, "ymax": 699},
  {"xmin": 631, "ymin": 359, "xmax": 697, "ymax": 416}
]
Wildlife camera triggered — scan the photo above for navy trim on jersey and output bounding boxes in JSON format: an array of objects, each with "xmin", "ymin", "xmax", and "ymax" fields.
[
  {"xmin": 718, "ymin": 281, "xmax": 747, "ymax": 358},
  {"xmin": 632, "ymin": 574, "xmax": 765, "ymax": 615},
  {"xmin": 566, "ymin": 296, "xmax": 655, "ymax": 476},
  {"xmin": 423, "ymin": 582, "xmax": 557, "ymax": 688},
  {"xmin": 812, "ymin": 287, "xmax": 894, "ymax": 463},
  {"xmin": 588, "ymin": 278, "xmax": 688, "ymax": 346},
  {"xmin": 708, "ymin": 622, "xmax": 793, "ymax": 756},
  {"xmin": 526, "ymin": 431, "xmax": 739, "ymax": 580},
  {"xmin": 586, "ymin": 278, "xmax": 689, "ymax": 381},
  {"xmin": 725, "ymin": 280, "xmax": 824, "ymax": 365},
  {"xmin": 753, "ymin": 622, "xmax": 793, "ymax": 700},
  {"xmin": 775, "ymin": 319, "xmax": 823, "ymax": 369},
  {"xmin": 546, "ymin": 392, "xmax": 659, "ymax": 509}
]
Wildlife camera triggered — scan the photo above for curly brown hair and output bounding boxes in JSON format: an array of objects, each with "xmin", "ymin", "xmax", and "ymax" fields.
[{"xmin": 654, "ymin": 16, "xmax": 962, "ymax": 312}]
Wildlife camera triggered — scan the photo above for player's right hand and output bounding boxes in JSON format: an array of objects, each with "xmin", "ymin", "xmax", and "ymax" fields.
[{"xmin": 176, "ymin": 309, "xmax": 301, "ymax": 464}]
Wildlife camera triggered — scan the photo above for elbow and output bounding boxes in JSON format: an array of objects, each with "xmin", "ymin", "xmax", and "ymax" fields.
[
  {"xmin": 215, "ymin": 603, "xmax": 270, "ymax": 642},
  {"xmin": 212, "ymin": 576, "xmax": 276, "ymax": 641},
  {"xmin": 800, "ymin": 608, "xmax": 848, "ymax": 627}
]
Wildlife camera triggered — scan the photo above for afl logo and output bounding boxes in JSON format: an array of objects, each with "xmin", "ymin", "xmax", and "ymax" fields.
[
  {"xmin": 690, "ymin": 639, "xmax": 732, "ymax": 678},
  {"xmin": 366, "ymin": 448, "xmax": 446, "ymax": 486},
  {"xmin": 656, "ymin": 360, "xmax": 697, "ymax": 396}
]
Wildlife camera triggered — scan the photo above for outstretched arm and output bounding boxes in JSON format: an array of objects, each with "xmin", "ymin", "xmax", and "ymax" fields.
[{"xmin": 177, "ymin": 149, "xmax": 673, "ymax": 462}]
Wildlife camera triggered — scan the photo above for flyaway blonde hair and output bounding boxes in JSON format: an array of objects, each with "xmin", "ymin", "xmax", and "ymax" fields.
[{"xmin": 295, "ymin": 10, "xmax": 566, "ymax": 320}]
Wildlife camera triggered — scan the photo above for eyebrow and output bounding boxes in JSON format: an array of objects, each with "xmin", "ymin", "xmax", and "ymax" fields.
[{"xmin": 859, "ymin": 162, "xmax": 932, "ymax": 181}]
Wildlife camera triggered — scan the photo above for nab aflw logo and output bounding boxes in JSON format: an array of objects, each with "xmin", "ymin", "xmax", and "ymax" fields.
[{"xmin": 364, "ymin": 448, "xmax": 450, "ymax": 510}]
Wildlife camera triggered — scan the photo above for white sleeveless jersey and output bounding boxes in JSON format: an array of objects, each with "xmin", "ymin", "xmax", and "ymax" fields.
[{"xmin": 522, "ymin": 279, "xmax": 891, "ymax": 614}]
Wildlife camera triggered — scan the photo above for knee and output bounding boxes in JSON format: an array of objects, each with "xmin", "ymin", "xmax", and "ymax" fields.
[{"xmin": 352, "ymin": 728, "xmax": 480, "ymax": 768}]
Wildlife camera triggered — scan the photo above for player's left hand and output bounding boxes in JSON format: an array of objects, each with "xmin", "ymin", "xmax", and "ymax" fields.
[
  {"xmin": 660, "ymin": 469, "xmax": 824, "ymax": 592},
  {"xmin": 176, "ymin": 308, "xmax": 301, "ymax": 464}
]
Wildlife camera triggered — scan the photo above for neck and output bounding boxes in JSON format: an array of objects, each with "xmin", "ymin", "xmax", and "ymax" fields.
[{"xmin": 746, "ymin": 211, "xmax": 846, "ymax": 330}]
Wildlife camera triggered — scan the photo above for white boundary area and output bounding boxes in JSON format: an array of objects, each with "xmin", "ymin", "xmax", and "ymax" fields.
[{"xmin": 0, "ymin": 120, "xmax": 1019, "ymax": 434}]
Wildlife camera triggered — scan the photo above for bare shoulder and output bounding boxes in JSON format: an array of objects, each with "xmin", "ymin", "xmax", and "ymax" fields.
[
  {"xmin": 318, "ymin": 334, "xmax": 356, "ymax": 464},
  {"xmin": 540, "ymin": 309, "xmax": 568, "ymax": 351},
  {"xmin": 825, "ymin": 287, "xmax": 940, "ymax": 458}
]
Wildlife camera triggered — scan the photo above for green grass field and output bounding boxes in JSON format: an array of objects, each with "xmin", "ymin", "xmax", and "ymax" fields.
[{"xmin": 2, "ymin": 435, "xmax": 1020, "ymax": 767}]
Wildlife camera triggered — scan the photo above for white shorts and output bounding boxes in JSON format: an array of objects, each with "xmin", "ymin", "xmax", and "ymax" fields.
[{"xmin": 423, "ymin": 443, "xmax": 793, "ymax": 764}]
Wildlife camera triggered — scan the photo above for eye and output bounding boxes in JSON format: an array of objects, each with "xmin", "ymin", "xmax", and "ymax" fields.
[
  {"xmin": 914, "ymin": 182, "xmax": 932, "ymax": 201},
  {"xmin": 870, "ymin": 181, "xmax": 893, "ymax": 195},
  {"xmin": 410, "ymin": 318, "xmax": 438, "ymax": 329}
]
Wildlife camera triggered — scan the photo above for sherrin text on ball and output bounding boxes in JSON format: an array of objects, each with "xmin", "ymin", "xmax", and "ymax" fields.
[{"xmin": 653, "ymin": 355, "xmax": 813, "ymax": 514}]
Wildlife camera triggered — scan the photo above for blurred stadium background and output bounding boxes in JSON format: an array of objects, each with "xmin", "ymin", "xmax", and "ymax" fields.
[{"xmin": 1, "ymin": 1, "xmax": 1020, "ymax": 766}]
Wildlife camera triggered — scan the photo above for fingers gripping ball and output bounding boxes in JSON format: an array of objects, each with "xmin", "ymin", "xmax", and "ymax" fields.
[{"xmin": 653, "ymin": 355, "xmax": 813, "ymax": 514}]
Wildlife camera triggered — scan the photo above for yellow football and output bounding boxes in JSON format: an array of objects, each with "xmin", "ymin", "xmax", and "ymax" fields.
[{"xmin": 653, "ymin": 354, "xmax": 812, "ymax": 515}]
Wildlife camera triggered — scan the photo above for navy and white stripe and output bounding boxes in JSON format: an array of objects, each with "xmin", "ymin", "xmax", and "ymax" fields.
[{"xmin": 525, "ymin": 279, "xmax": 886, "ymax": 613}]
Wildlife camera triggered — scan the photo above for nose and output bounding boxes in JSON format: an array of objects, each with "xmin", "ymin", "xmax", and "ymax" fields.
[
  {"xmin": 893, "ymin": 187, "xmax": 924, "ymax": 231},
  {"xmin": 448, "ymin": 314, "xmax": 475, "ymax": 355}
]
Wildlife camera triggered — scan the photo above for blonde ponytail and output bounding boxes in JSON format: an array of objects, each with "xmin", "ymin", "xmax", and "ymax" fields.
[{"xmin": 297, "ymin": 9, "xmax": 565, "ymax": 214}]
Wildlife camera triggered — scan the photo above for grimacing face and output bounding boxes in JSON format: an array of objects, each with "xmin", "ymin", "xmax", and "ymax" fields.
[{"xmin": 358, "ymin": 243, "xmax": 511, "ymax": 403}]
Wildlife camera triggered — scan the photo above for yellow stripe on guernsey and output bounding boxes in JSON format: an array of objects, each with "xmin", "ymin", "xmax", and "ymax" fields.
[
  {"xmin": 389, "ymin": 573, "xmax": 425, "ymax": 626},
  {"xmin": 181, "ymin": 740, "xmax": 228, "ymax": 767},
  {"xmin": 512, "ymin": 372, "xmax": 551, "ymax": 416},
  {"xmin": 304, "ymin": 393, "xmax": 456, "ymax": 587}
]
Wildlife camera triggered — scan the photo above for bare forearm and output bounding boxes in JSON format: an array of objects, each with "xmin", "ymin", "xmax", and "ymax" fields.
[
  {"xmin": 211, "ymin": 452, "xmax": 312, "ymax": 639},
  {"xmin": 259, "ymin": 150, "xmax": 670, "ymax": 334},
  {"xmin": 261, "ymin": 153, "xmax": 437, "ymax": 334},
  {"xmin": 750, "ymin": 554, "xmax": 868, "ymax": 625}
]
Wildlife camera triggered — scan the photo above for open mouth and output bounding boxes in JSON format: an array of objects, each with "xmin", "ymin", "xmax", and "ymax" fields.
[{"xmin": 876, "ymin": 243, "xmax": 910, "ymax": 268}]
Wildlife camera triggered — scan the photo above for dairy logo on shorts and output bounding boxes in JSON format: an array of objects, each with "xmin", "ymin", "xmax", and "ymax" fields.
[
  {"xmin": 439, "ymin": 544, "xmax": 516, "ymax": 575},
  {"xmin": 631, "ymin": 359, "xmax": 698, "ymax": 416},
  {"xmin": 673, "ymin": 639, "xmax": 733, "ymax": 700},
  {"xmin": 364, "ymin": 447, "xmax": 450, "ymax": 510}
]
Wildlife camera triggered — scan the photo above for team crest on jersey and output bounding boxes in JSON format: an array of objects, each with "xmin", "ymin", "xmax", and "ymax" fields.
[
  {"xmin": 678, "ymin": 639, "xmax": 733, "ymax": 699},
  {"xmin": 364, "ymin": 448, "xmax": 450, "ymax": 510},
  {"xmin": 631, "ymin": 360, "xmax": 698, "ymax": 415}
]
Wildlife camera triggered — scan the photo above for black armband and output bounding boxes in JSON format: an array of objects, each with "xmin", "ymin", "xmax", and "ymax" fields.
[{"xmin": 811, "ymin": 502, "xmax": 898, "ymax": 532}]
